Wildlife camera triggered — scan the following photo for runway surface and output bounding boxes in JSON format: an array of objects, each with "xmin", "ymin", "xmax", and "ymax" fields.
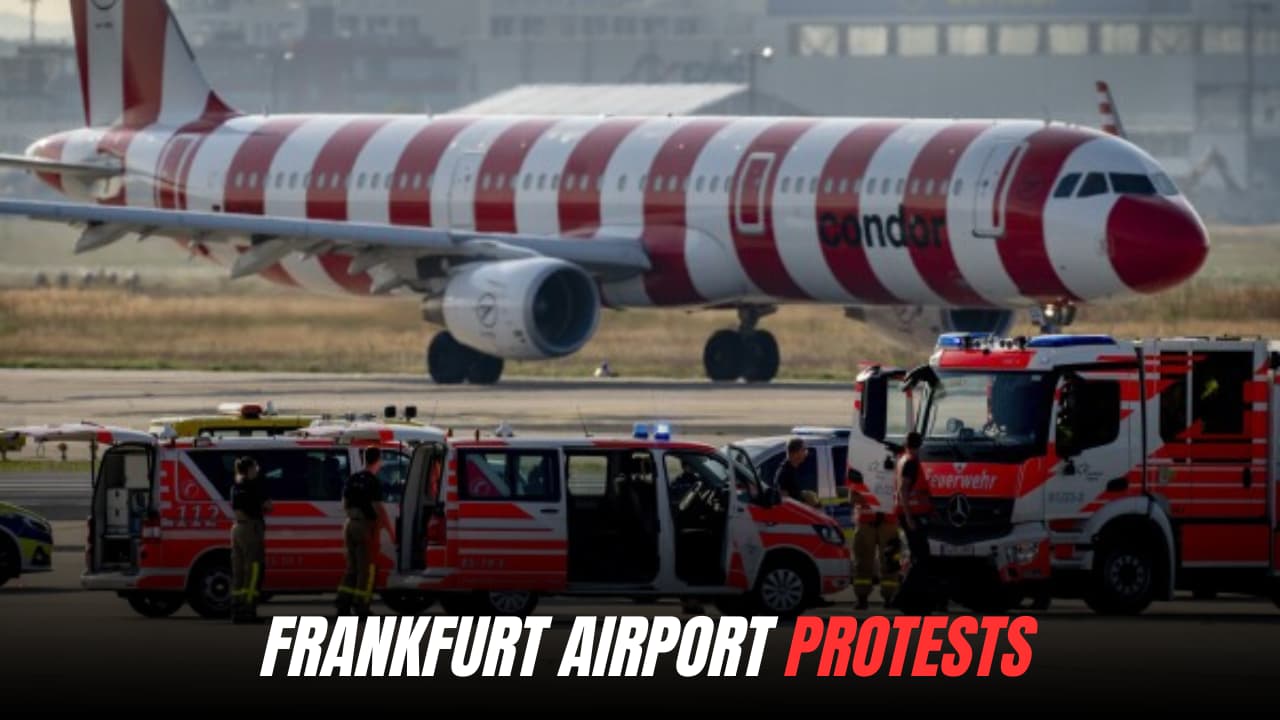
[{"xmin": 0, "ymin": 368, "xmax": 852, "ymax": 441}]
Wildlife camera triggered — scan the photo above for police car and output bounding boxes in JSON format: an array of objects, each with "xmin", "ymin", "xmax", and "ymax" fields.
[
  {"xmin": 0, "ymin": 502, "xmax": 53, "ymax": 587},
  {"xmin": 730, "ymin": 427, "xmax": 854, "ymax": 535}
]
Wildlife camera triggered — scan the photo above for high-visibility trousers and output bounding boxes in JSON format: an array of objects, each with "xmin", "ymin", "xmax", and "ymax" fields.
[
  {"xmin": 231, "ymin": 515, "xmax": 265, "ymax": 616},
  {"xmin": 853, "ymin": 516, "xmax": 901, "ymax": 602},
  {"xmin": 337, "ymin": 515, "xmax": 376, "ymax": 615}
]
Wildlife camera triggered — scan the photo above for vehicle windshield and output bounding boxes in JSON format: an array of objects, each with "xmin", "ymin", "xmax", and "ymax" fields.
[{"xmin": 917, "ymin": 371, "xmax": 1055, "ymax": 462}]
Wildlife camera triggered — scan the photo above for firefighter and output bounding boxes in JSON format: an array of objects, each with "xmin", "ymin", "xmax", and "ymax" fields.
[
  {"xmin": 893, "ymin": 431, "xmax": 937, "ymax": 613},
  {"xmin": 337, "ymin": 447, "xmax": 382, "ymax": 617},
  {"xmin": 851, "ymin": 493, "xmax": 901, "ymax": 610},
  {"xmin": 229, "ymin": 456, "xmax": 271, "ymax": 623}
]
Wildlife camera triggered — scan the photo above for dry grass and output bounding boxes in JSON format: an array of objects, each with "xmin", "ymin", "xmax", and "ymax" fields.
[{"xmin": 2, "ymin": 282, "xmax": 1279, "ymax": 379}]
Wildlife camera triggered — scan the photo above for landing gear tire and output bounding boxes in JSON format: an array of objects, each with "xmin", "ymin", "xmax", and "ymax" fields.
[
  {"xmin": 126, "ymin": 592, "xmax": 185, "ymax": 618},
  {"xmin": 187, "ymin": 557, "xmax": 234, "ymax": 619},
  {"xmin": 1084, "ymin": 536, "xmax": 1156, "ymax": 616},
  {"xmin": 467, "ymin": 353, "xmax": 504, "ymax": 385},
  {"xmin": 703, "ymin": 330, "xmax": 745, "ymax": 382},
  {"xmin": 427, "ymin": 332, "xmax": 471, "ymax": 385},
  {"xmin": 475, "ymin": 590, "xmax": 539, "ymax": 617},
  {"xmin": 741, "ymin": 330, "xmax": 779, "ymax": 383}
]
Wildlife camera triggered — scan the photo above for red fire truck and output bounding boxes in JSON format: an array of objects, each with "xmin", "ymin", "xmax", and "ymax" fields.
[{"xmin": 848, "ymin": 333, "xmax": 1280, "ymax": 614}]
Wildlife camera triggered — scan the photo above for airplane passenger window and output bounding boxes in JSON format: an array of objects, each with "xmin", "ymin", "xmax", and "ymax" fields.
[
  {"xmin": 952, "ymin": 179, "xmax": 962, "ymax": 195},
  {"xmin": 398, "ymin": 173, "xmax": 409, "ymax": 190},
  {"xmin": 383, "ymin": 173, "xmax": 392, "ymax": 189},
  {"xmin": 680, "ymin": 176, "xmax": 689, "ymax": 192},
  {"xmin": 288, "ymin": 172, "xmax": 298, "ymax": 189},
  {"xmin": 780, "ymin": 177, "xmax": 791, "ymax": 193},
  {"xmin": 1053, "ymin": 173, "xmax": 1081, "ymax": 198},
  {"xmin": 495, "ymin": 173, "xmax": 506, "ymax": 190},
  {"xmin": 809, "ymin": 177, "xmax": 818, "ymax": 193},
  {"xmin": 1077, "ymin": 172, "xmax": 1109, "ymax": 197},
  {"xmin": 909, "ymin": 178, "xmax": 919, "ymax": 194},
  {"xmin": 708, "ymin": 176, "xmax": 718, "ymax": 193},
  {"xmin": 274, "ymin": 172, "xmax": 284, "ymax": 188},
  {"xmin": 639, "ymin": 174, "xmax": 647, "ymax": 191},
  {"xmin": 617, "ymin": 174, "xmax": 626, "ymax": 191},
  {"xmin": 412, "ymin": 173, "xmax": 423, "ymax": 190},
  {"xmin": 355, "ymin": 172, "xmax": 365, "ymax": 189},
  {"xmin": 595, "ymin": 175, "xmax": 603, "ymax": 192},
  {"xmin": 924, "ymin": 178, "xmax": 935, "ymax": 195},
  {"xmin": 524, "ymin": 174, "xmax": 534, "ymax": 190},
  {"xmin": 823, "ymin": 177, "xmax": 833, "ymax": 193},
  {"xmin": 1109, "ymin": 173, "xmax": 1157, "ymax": 195},
  {"xmin": 233, "ymin": 172, "xmax": 243, "ymax": 188},
  {"xmin": 853, "ymin": 178, "xmax": 862, "ymax": 194},
  {"xmin": 894, "ymin": 178, "xmax": 904, "ymax": 194},
  {"xmin": 881, "ymin": 178, "xmax": 892, "ymax": 194},
  {"xmin": 537, "ymin": 174, "xmax": 546, "ymax": 190},
  {"xmin": 695, "ymin": 176, "xmax": 705, "ymax": 192},
  {"xmin": 551, "ymin": 173, "xmax": 560, "ymax": 190},
  {"xmin": 837, "ymin": 178, "xmax": 848, "ymax": 193},
  {"xmin": 480, "ymin": 173, "xmax": 491, "ymax": 190},
  {"xmin": 303, "ymin": 172, "xmax": 312, "ymax": 188},
  {"xmin": 316, "ymin": 173, "xmax": 327, "ymax": 189}
]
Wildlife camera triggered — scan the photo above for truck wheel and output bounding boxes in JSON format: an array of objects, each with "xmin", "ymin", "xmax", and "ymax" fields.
[
  {"xmin": 187, "ymin": 556, "xmax": 234, "ymax": 619},
  {"xmin": 381, "ymin": 590, "xmax": 435, "ymax": 615},
  {"xmin": 475, "ymin": 590, "xmax": 539, "ymax": 617},
  {"xmin": 1085, "ymin": 536, "xmax": 1156, "ymax": 615},
  {"xmin": 126, "ymin": 592, "xmax": 185, "ymax": 618},
  {"xmin": 752, "ymin": 559, "xmax": 813, "ymax": 618},
  {"xmin": 0, "ymin": 535, "xmax": 18, "ymax": 587}
]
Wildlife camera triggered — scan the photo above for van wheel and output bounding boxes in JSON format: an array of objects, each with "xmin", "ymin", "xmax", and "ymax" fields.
[
  {"xmin": 381, "ymin": 590, "xmax": 435, "ymax": 615},
  {"xmin": 0, "ymin": 535, "xmax": 18, "ymax": 586},
  {"xmin": 187, "ymin": 556, "xmax": 234, "ymax": 619},
  {"xmin": 1085, "ymin": 536, "xmax": 1156, "ymax": 615},
  {"xmin": 752, "ymin": 559, "xmax": 813, "ymax": 617},
  {"xmin": 126, "ymin": 592, "xmax": 185, "ymax": 618},
  {"xmin": 476, "ymin": 590, "xmax": 539, "ymax": 616}
]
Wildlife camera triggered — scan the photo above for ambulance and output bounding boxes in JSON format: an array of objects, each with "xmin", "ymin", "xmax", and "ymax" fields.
[
  {"xmin": 848, "ymin": 332, "xmax": 1280, "ymax": 614},
  {"xmin": 1, "ymin": 421, "xmax": 442, "ymax": 618},
  {"xmin": 385, "ymin": 422, "xmax": 851, "ymax": 617}
]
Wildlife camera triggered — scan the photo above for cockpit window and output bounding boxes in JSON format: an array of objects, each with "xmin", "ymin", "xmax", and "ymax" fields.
[
  {"xmin": 1053, "ymin": 173, "xmax": 1081, "ymax": 198},
  {"xmin": 1077, "ymin": 172, "xmax": 1109, "ymax": 198},
  {"xmin": 1151, "ymin": 172, "xmax": 1179, "ymax": 196},
  {"xmin": 1109, "ymin": 173, "xmax": 1157, "ymax": 196}
]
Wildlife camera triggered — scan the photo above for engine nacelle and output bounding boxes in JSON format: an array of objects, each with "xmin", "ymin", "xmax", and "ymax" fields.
[
  {"xmin": 428, "ymin": 257, "xmax": 600, "ymax": 360},
  {"xmin": 852, "ymin": 306, "xmax": 1015, "ymax": 351}
]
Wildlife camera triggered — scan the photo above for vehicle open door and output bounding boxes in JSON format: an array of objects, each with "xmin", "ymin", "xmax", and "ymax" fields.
[
  {"xmin": 397, "ymin": 440, "xmax": 446, "ymax": 574},
  {"xmin": 724, "ymin": 444, "xmax": 767, "ymax": 588},
  {"xmin": 2, "ymin": 423, "xmax": 158, "ymax": 573},
  {"xmin": 849, "ymin": 367, "xmax": 916, "ymax": 511}
]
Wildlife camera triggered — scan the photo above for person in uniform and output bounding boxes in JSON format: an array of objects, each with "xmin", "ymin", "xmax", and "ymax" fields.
[
  {"xmin": 230, "ymin": 456, "xmax": 270, "ymax": 623},
  {"xmin": 336, "ymin": 447, "xmax": 382, "ymax": 617},
  {"xmin": 851, "ymin": 491, "xmax": 900, "ymax": 610},
  {"xmin": 772, "ymin": 437, "xmax": 809, "ymax": 501},
  {"xmin": 894, "ymin": 432, "xmax": 937, "ymax": 613}
]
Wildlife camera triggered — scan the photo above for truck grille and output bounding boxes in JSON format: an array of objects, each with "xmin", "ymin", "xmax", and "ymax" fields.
[{"xmin": 926, "ymin": 495, "xmax": 1015, "ymax": 545}]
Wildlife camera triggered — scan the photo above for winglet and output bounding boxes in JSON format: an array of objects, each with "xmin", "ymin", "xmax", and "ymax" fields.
[{"xmin": 1095, "ymin": 81, "xmax": 1126, "ymax": 139}]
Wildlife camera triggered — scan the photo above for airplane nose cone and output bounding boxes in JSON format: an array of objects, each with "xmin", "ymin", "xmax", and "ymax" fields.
[{"xmin": 1106, "ymin": 195, "xmax": 1209, "ymax": 294}]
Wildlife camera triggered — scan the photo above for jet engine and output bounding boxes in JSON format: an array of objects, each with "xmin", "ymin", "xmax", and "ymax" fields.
[
  {"xmin": 426, "ymin": 257, "xmax": 600, "ymax": 360},
  {"xmin": 850, "ymin": 306, "xmax": 1016, "ymax": 351}
]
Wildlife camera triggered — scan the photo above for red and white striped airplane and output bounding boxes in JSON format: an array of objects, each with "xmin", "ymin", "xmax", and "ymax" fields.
[{"xmin": 0, "ymin": 1, "xmax": 1209, "ymax": 384}]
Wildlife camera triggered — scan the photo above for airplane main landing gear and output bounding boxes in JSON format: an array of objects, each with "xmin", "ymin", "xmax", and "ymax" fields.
[
  {"xmin": 1030, "ymin": 302, "xmax": 1077, "ymax": 335},
  {"xmin": 703, "ymin": 306, "xmax": 780, "ymax": 383},
  {"xmin": 427, "ymin": 332, "xmax": 505, "ymax": 385}
]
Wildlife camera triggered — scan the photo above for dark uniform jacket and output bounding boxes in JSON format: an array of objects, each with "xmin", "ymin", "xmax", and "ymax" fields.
[
  {"xmin": 343, "ymin": 470, "xmax": 381, "ymax": 521},
  {"xmin": 773, "ymin": 461, "xmax": 802, "ymax": 500},
  {"xmin": 230, "ymin": 475, "xmax": 268, "ymax": 520}
]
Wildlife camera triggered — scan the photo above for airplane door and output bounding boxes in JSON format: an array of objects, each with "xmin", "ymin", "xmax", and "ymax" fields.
[
  {"xmin": 734, "ymin": 152, "xmax": 775, "ymax": 236},
  {"xmin": 397, "ymin": 442, "xmax": 445, "ymax": 572},
  {"xmin": 971, "ymin": 141, "xmax": 1026, "ymax": 238},
  {"xmin": 448, "ymin": 152, "xmax": 481, "ymax": 230}
]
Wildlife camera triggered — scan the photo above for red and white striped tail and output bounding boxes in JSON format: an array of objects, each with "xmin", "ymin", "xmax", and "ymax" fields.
[
  {"xmin": 70, "ymin": 0, "xmax": 234, "ymax": 129},
  {"xmin": 1095, "ymin": 80, "xmax": 1126, "ymax": 138}
]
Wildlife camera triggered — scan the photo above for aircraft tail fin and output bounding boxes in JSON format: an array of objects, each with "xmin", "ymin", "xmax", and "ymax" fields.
[
  {"xmin": 1095, "ymin": 81, "xmax": 1126, "ymax": 139},
  {"xmin": 69, "ymin": 0, "xmax": 236, "ymax": 128}
]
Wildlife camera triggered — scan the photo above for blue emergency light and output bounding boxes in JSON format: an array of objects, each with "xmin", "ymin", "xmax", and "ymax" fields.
[
  {"xmin": 633, "ymin": 422, "xmax": 650, "ymax": 439},
  {"xmin": 653, "ymin": 423, "xmax": 672, "ymax": 441},
  {"xmin": 936, "ymin": 332, "xmax": 993, "ymax": 349},
  {"xmin": 1025, "ymin": 334, "xmax": 1116, "ymax": 348}
]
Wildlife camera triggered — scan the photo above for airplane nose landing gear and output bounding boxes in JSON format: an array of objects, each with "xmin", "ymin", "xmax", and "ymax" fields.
[
  {"xmin": 1030, "ymin": 302, "xmax": 1077, "ymax": 335},
  {"xmin": 703, "ymin": 305, "xmax": 780, "ymax": 383}
]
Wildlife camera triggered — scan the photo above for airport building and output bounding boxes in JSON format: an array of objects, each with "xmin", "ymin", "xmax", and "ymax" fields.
[{"xmin": 2, "ymin": 0, "xmax": 1278, "ymax": 219}]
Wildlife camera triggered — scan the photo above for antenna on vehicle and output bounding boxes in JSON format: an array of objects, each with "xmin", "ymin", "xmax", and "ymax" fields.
[{"xmin": 577, "ymin": 407, "xmax": 592, "ymax": 438}]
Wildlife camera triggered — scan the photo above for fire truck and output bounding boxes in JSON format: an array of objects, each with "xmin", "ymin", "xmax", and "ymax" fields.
[{"xmin": 848, "ymin": 333, "xmax": 1280, "ymax": 614}]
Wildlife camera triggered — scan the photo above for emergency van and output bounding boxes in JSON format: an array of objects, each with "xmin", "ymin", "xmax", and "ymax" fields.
[
  {"xmin": 1, "ymin": 422, "xmax": 442, "ymax": 618},
  {"xmin": 848, "ymin": 333, "xmax": 1280, "ymax": 614},
  {"xmin": 384, "ymin": 423, "xmax": 851, "ymax": 617}
]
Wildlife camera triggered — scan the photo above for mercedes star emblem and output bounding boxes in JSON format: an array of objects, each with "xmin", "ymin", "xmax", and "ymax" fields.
[{"xmin": 947, "ymin": 493, "xmax": 972, "ymax": 528}]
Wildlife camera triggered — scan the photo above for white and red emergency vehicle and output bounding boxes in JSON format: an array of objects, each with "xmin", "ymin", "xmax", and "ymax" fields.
[
  {"xmin": 2, "ymin": 421, "xmax": 442, "ymax": 618},
  {"xmin": 848, "ymin": 333, "xmax": 1280, "ymax": 614},
  {"xmin": 5, "ymin": 421, "xmax": 848, "ymax": 618},
  {"xmin": 387, "ymin": 423, "xmax": 851, "ymax": 616}
]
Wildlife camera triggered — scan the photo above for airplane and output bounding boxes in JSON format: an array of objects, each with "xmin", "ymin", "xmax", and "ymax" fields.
[{"xmin": 0, "ymin": 0, "xmax": 1209, "ymax": 385}]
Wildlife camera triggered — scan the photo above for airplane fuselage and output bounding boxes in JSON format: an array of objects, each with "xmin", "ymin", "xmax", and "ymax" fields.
[{"xmin": 29, "ymin": 112, "xmax": 1208, "ymax": 309}]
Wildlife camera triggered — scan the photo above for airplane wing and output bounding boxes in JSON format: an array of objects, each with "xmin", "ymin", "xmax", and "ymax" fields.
[
  {"xmin": 0, "ymin": 198, "xmax": 651, "ymax": 286},
  {"xmin": 0, "ymin": 153, "xmax": 122, "ymax": 179}
]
